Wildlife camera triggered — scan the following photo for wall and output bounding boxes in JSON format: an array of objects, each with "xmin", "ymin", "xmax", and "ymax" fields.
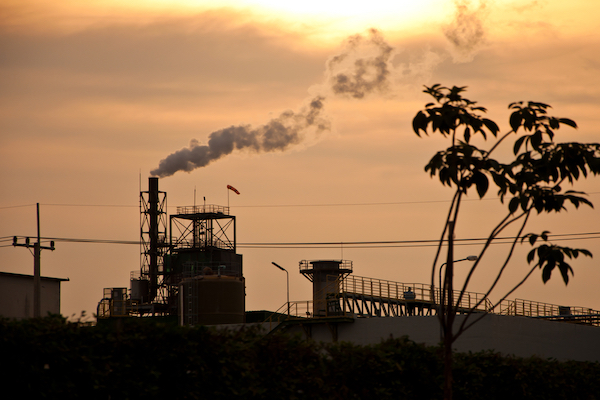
[
  {"xmin": 278, "ymin": 314, "xmax": 600, "ymax": 362},
  {"xmin": 0, "ymin": 272, "xmax": 66, "ymax": 319}
]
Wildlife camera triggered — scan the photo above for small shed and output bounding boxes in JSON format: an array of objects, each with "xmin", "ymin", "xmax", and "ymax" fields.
[{"xmin": 0, "ymin": 271, "xmax": 69, "ymax": 319}]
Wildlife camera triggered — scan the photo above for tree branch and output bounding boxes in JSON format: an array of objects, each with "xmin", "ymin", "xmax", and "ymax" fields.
[
  {"xmin": 442, "ymin": 191, "xmax": 464, "ymax": 344},
  {"xmin": 485, "ymin": 130, "xmax": 515, "ymax": 159},
  {"xmin": 456, "ymin": 262, "xmax": 540, "ymax": 338},
  {"xmin": 455, "ymin": 210, "xmax": 532, "ymax": 335},
  {"xmin": 432, "ymin": 189, "xmax": 461, "ymax": 333},
  {"xmin": 455, "ymin": 209, "xmax": 528, "ymax": 307}
]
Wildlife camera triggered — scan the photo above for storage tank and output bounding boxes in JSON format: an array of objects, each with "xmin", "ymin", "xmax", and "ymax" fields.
[
  {"xmin": 130, "ymin": 277, "xmax": 149, "ymax": 303},
  {"xmin": 179, "ymin": 275, "xmax": 245, "ymax": 325}
]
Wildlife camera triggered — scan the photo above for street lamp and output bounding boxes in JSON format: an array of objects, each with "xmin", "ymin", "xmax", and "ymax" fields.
[
  {"xmin": 438, "ymin": 255, "xmax": 478, "ymax": 299},
  {"xmin": 272, "ymin": 262, "xmax": 290, "ymax": 316}
]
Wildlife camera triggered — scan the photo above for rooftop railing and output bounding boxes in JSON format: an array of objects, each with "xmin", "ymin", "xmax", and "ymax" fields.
[{"xmin": 175, "ymin": 205, "xmax": 230, "ymax": 215}]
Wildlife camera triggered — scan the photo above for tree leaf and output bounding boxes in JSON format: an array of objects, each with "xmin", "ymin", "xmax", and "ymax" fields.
[
  {"xmin": 473, "ymin": 171, "xmax": 489, "ymax": 198},
  {"xmin": 464, "ymin": 127, "xmax": 471, "ymax": 143},
  {"xmin": 513, "ymin": 136, "xmax": 527, "ymax": 155},
  {"xmin": 542, "ymin": 260, "xmax": 554, "ymax": 283},
  {"xmin": 509, "ymin": 112, "xmax": 522, "ymax": 132},
  {"xmin": 482, "ymin": 118, "xmax": 500, "ymax": 136},
  {"xmin": 558, "ymin": 261, "xmax": 573, "ymax": 285},
  {"xmin": 413, "ymin": 111, "xmax": 428, "ymax": 136},
  {"xmin": 528, "ymin": 234, "xmax": 538, "ymax": 246},
  {"xmin": 558, "ymin": 118, "xmax": 577, "ymax": 128},
  {"xmin": 527, "ymin": 248, "xmax": 536, "ymax": 264},
  {"xmin": 509, "ymin": 197, "xmax": 519, "ymax": 214},
  {"xmin": 580, "ymin": 249, "xmax": 593, "ymax": 258}
]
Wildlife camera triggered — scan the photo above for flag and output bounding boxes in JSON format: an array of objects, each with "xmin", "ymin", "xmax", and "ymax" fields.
[{"xmin": 227, "ymin": 185, "xmax": 240, "ymax": 195}]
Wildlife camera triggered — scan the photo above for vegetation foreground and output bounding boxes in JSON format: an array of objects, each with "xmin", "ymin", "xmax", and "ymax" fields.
[{"xmin": 1, "ymin": 315, "xmax": 598, "ymax": 399}]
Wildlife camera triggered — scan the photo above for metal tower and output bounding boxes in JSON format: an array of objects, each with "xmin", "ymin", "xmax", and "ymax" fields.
[
  {"xmin": 140, "ymin": 177, "xmax": 169, "ymax": 305},
  {"xmin": 168, "ymin": 204, "xmax": 240, "ymax": 278}
]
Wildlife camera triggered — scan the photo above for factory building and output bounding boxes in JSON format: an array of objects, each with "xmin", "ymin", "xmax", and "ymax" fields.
[
  {"xmin": 97, "ymin": 177, "xmax": 244, "ymax": 325},
  {"xmin": 96, "ymin": 178, "xmax": 600, "ymax": 362}
]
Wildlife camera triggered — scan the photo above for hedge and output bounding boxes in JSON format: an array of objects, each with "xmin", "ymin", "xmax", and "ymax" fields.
[{"xmin": 1, "ymin": 315, "xmax": 598, "ymax": 399}]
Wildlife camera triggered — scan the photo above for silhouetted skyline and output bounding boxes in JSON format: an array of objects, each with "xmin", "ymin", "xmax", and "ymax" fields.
[{"xmin": 1, "ymin": 0, "xmax": 599, "ymax": 320}]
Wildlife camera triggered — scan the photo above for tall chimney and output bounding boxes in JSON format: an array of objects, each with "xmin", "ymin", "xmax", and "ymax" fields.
[{"xmin": 148, "ymin": 177, "xmax": 159, "ymax": 302}]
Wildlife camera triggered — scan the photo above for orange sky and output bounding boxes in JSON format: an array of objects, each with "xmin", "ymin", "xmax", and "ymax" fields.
[{"xmin": 1, "ymin": 0, "xmax": 599, "ymax": 321}]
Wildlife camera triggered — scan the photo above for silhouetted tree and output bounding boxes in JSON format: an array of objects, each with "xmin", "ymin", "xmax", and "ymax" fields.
[{"xmin": 412, "ymin": 84, "xmax": 600, "ymax": 400}]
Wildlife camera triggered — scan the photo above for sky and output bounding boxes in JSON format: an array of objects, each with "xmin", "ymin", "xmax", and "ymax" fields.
[{"xmin": 1, "ymin": 0, "xmax": 599, "ymax": 321}]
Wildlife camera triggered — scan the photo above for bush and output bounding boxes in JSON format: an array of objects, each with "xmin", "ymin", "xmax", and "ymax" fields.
[{"xmin": 1, "ymin": 315, "xmax": 598, "ymax": 399}]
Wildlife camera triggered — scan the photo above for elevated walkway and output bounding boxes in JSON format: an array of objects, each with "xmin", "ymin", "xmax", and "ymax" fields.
[
  {"xmin": 263, "ymin": 275, "xmax": 600, "ymax": 329},
  {"xmin": 337, "ymin": 275, "xmax": 491, "ymax": 318}
]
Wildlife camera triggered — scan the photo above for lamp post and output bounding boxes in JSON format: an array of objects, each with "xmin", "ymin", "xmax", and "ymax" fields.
[
  {"xmin": 272, "ymin": 262, "xmax": 290, "ymax": 316},
  {"xmin": 438, "ymin": 255, "xmax": 478, "ymax": 303},
  {"xmin": 437, "ymin": 255, "xmax": 478, "ymax": 340}
]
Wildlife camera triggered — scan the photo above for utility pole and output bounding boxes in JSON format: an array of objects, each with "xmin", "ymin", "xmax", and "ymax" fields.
[{"xmin": 13, "ymin": 203, "xmax": 55, "ymax": 318}]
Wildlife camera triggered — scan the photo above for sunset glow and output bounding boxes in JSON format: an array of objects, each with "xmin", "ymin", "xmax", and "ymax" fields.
[
  {"xmin": 2, "ymin": 0, "xmax": 450, "ymax": 40},
  {"xmin": 2, "ymin": 0, "xmax": 600, "ymax": 321}
]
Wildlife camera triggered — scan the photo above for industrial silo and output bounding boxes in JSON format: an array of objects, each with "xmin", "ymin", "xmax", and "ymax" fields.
[{"xmin": 129, "ymin": 271, "xmax": 149, "ymax": 303}]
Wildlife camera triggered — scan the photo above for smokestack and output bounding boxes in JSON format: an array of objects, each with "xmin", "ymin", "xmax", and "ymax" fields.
[{"xmin": 148, "ymin": 177, "xmax": 159, "ymax": 302}]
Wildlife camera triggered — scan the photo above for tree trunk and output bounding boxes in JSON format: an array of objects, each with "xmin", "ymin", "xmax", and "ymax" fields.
[
  {"xmin": 443, "ymin": 220, "xmax": 455, "ymax": 400},
  {"xmin": 443, "ymin": 332, "xmax": 453, "ymax": 400}
]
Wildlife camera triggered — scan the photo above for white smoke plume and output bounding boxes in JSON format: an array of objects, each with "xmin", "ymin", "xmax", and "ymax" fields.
[
  {"xmin": 151, "ymin": 29, "xmax": 395, "ymax": 178},
  {"xmin": 150, "ymin": 96, "xmax": 329, "ymax": 178},
  {"xmin": 443, "ymin": 0, "xmax": 488, "ymax": 62}
]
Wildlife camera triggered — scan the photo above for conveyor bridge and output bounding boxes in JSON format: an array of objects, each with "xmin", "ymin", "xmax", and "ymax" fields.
[{"xmin": 265, "ymin": 275, "xmax": 600, "ymax": 327}]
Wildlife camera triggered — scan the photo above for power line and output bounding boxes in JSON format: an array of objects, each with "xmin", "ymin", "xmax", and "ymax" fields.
[
  {"xmin": 43, "ymin": 203, "xmax": 138, "ymax": 208},
  {"xmin": 40, "ymin": 237, "xmax": 139, "ymax": 245},
  {"xmin": 240, "ymin": 232, "xmax": 600, "ymax": 246},
  {"xmin": 229, "ymin": 192, "xmax": 600, "ymax": 208},
  {"xmin": 2, "ymin": 201, "xmax": 451, "ymax": 210},
  {"xmin": 236, "ymin": 199, "xmax": 466, "ymax": 208},
  {"xmin": 4, "ymin": 232, "xmax": 598, "ymax": 250},
  {"xmin": 0, "ymin": 204, "xmax": 37, "ymax": 210},
  {"xmin": 238, "ymin": 233, "xmax": 600, "ymax": 249},
  {"xmin": 239, "ymin": 237, "xmax": 600, "ymax": 249},
  {"xmin": 0, "ymin": 191, "xmax": 598, "ymax": 211}
]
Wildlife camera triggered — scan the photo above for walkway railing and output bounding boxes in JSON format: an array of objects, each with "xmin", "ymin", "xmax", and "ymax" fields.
[
  {"xmin": 261, "ymin": 300, "xmax": 314, "ymax": 331},
  {"xmin": 265, "ymin": 276, "xmax": 600, "ymax": 326},
  {"xmin": 341, "ymin": 275, "xmax": 493, "ymax": 313},
  {"xmin": 498, "ymin": 299, "xmax": 600, "ymax": 326}
]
